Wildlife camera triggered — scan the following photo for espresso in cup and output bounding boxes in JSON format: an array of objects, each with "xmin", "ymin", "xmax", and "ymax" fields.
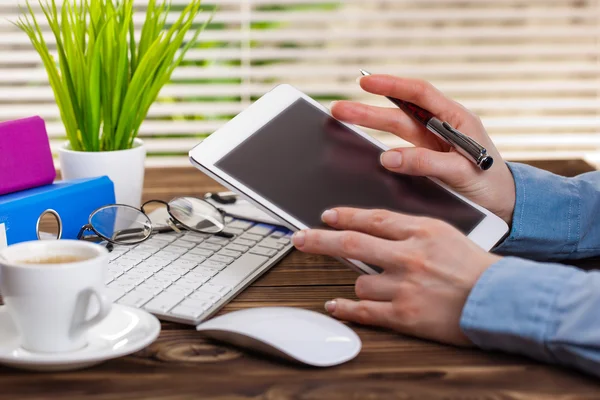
[
  {"xmin": 0, "ymin": 240, "xmax": 111, "ymax": 353},
  {"xmin": 18, "ymin": 255, "xmax": 90, "ymax": 264}
]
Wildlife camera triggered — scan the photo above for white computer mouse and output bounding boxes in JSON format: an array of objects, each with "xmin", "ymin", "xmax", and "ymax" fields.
[{"xmin": 196, "ymin": 307, "xmax": 361, "ymax": 367}]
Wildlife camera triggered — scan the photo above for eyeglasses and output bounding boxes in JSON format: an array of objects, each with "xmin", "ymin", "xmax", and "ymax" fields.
[{"xmin": 75, "ymin": 197, "xmax": 230, "ymax": 246}]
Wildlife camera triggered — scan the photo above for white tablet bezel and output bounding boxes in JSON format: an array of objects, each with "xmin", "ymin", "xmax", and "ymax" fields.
[{"xmin": 189, "ymin": 84, "xmax": 509, "ymax": 275}]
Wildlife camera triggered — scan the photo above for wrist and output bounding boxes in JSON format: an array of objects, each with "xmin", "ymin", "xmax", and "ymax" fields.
[{"xmin": 497, "ymin": 163, "xmax": 517, "ymax": 226}]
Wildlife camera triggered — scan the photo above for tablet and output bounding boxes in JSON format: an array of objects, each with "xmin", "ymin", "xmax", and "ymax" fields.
[{"xmin": 189, "ymin": 84, "xmax": 509, "ymax": 275}]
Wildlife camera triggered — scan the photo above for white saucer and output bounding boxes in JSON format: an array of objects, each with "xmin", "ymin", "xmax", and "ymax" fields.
[{"xmin": 0, "ymin": 304, "xmax": 161, "ymax": 371}]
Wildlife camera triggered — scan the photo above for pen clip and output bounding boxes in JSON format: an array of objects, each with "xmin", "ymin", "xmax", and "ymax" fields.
[{"xmin": 441, "ymin": 122, "xmax": 482, "ymax": 149}]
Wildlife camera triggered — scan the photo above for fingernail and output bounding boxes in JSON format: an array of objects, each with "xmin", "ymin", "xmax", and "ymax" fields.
[
  {"xmin": 329, "ymin": 101, "xmax": 338, "ymax": 109},
  {"xmin": 381, "ymin": 151, "xmax": 402, "ymax": 168},
  {"xmin": 321, "ymin": 209, "xmax": 338, "ymax": 224},
  {"xmin": 355, "ymin": 76, "xmax": 363, "ymax": 85},
  {"xmin": 292, "ymin": 230, "xmax": 306, "ymax": 247},
  {"xmin": 325, "ymin": 300, "xmax": 337, "ymax": 313}
]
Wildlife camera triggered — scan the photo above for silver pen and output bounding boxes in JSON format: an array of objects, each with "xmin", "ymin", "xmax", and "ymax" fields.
[{"xmin": 359, "ymin": 69, "xmax": 493, "ymax": 171}]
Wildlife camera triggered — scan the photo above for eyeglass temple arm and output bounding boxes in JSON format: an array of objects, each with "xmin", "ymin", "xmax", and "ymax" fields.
[
  {"xmin": 153, "ymin": 223, "xmax": 234, "ymax": 239},
  {"xmin": 77, "ymin": 224, "xmax": 93, "ymax": 240}
]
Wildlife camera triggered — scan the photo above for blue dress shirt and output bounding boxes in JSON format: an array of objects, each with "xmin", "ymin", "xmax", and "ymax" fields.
[{"xmin": 460, "ymin": 162, "xmax": 600, "ymax": 378}]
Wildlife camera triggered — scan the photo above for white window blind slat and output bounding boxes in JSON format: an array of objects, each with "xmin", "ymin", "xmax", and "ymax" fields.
[
  {"xmin": 1, "ymin": 0, "xmax": 599, "ymax": 165},
  {"xmin": 3, "ymin": 62, "xmax": 600, "ymax": 83}
]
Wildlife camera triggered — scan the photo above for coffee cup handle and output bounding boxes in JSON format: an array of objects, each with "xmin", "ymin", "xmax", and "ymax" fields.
[{"xmin": 75, "ymin": 289, "xmax": 112, "ymax": 334}]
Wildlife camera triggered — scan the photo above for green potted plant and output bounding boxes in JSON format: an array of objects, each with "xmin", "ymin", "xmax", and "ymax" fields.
[{"xmin": 16, "ymin": 0, "xmax": 209, "ymax": 206}]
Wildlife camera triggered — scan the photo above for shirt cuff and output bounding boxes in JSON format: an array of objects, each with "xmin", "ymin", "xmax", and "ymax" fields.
[
  {"xmin": 460, "ymin": 256, "xmax": 581, "ymax": 364},
  {"xmin": 492, "ymin": 162, "xmax": 581, "ymax": 261}
]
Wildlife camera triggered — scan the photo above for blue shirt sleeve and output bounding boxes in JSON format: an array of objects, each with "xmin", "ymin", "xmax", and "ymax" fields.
[
  {"xmin": 460, "ymin": 257, "xmax": 600, "ymax": 378},
  {"xmin": 494, "ymin": 162, "xmax": 600, "ymax": 261}
]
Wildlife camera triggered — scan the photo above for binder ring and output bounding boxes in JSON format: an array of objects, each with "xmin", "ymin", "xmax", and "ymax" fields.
[{"xmin": 36, "ymin": 209, "xmax": 63, "ymax": 240}]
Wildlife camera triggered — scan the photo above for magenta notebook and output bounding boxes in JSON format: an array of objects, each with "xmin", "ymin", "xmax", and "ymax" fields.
[{"xmin": 0, "ymin": 116, "xmax": 55, "ymax": 195}]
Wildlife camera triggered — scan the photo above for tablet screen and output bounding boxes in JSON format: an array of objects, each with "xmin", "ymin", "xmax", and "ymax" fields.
[{"xmin": 216, "ymin": 98, "xmax": 485, "ymax": 234}]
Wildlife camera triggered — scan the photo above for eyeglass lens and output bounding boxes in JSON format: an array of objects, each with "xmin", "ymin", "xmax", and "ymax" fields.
[
  {"xmin": 168, "ymin": 197, "xmax": 224, "ymax": 234},
  {"xmin": 90, "ymin": 205, "xmax": 152, "ymax": 244}
]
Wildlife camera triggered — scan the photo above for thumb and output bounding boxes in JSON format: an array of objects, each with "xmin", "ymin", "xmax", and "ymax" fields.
[{"xmin": 380, "ymin": 147, "xmax": 474, "ymax": 187}]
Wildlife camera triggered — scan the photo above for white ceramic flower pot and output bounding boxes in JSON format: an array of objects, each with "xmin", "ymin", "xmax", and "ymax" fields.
[{"xmin": 58, "ymin": 139, "xmax": 146, "ymax": 207}]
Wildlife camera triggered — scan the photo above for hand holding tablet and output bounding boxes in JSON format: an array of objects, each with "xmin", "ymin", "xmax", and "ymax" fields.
[{"xmin": 189, "ymin": 82, "xmax": 509, "ymax": 275}]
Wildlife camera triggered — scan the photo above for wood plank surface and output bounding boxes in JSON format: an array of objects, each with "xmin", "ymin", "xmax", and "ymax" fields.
[{"xmin": 3, "ymin": 159, "xmax": 600, "ymax": 399}]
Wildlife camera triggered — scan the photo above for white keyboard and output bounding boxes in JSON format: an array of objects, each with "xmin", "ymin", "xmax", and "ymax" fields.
[{"xmin": 104, "ymin": 216, "xmax": 293, "ymax": 325}]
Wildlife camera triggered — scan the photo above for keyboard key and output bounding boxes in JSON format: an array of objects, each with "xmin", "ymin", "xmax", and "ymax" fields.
[
  {"xmin": 174, "ymin": 276, "xmax": 206, "ymax": 289},
  {"xmin": 179, "ymin": 237, "xmax": 204, "ymax": 245},
  {"xmin": 171, "ymin": 259, "xmax": 199, "ymax": 269},
  {"xmin": 118, "ymin": 290, "xmax": 153, "ymax": 308},
  {"xmin": 197, "ymin": 283, "xmax": 231, "ymax": 295},
  {"xmin": 111, "ymin": 263, "xmax": 134, "ymax": 272},
  {"xmin": 198, "ymin": 242, "xmax": 222, "ymax": 251},
  {"xmin": 205, "ymin": 236, "xmax": 231, "ymax": 245},
  {"xmin": 162, "ymin": 245, "xmax": 188, "ymax": 254},
  {"xmin": 144, "ymin": 277, "xmax": 173, "ymax": 289},
  {"xmin": 199, "ymin": 260, "xmax": 227, "ymax": 270},
  {"xmin": 240, "ymin": 233, "xmax": 263, "ymax": 242},
  {"xmin": 126, "ymin": 268, "xmax": 154, "ymax": 280},
  {"xmin": 117, "ymin": 273, "xmax": 145, "ymax": 286},
  {"xmin": 223, "ymin": 227, "xmax": 244, "ymax": 236},
  {"xmin": 192, "ymin": 266, "xmax": 220, "ymax": 276},
  {"xmin": 154, "ymin": 232, "xmax": 182, "ymax": 242},
  {"xmin": 246, "ymin": 224, "xmax": 274, "ymax": 237},
  {"xmin": 164, "ymin": 284, "xmax": 194, "ymax": 296},
  {"xmin": 108, "ymin": 265, "xmax": 126, "ymax": 274},
  {"xmin": 227, "ymin": 219, "xmax": 254, "ymax": 230},
  {"xmin": 217, "ymin": 249, "xmax": 242, "ymax": 259},
  {"xmin": 187, "ymin": 247, "xmax": 214, "ymax": 257},
  {"xmin": 162, "ymin": 265, "xmax": 191, "ymax": 276},
  {"xmin": 188, "ymin": 290, "xmax": 221, "ymax": 303},
  {"xmin": 225, "ymin": 244, "xmax": 249, "ymax": 253},
  {"xmin": 209, "ymin": 255, "xmax": 235, "ymax": 264},
  {"xmin": 169, "ymin": 305, "xmax": 205, "ymax": 320},
  {"xmin": 233, "ymin": 238, "xmax": 256, "ymax": 247},
  {"xmin": 113, "ymin": 258, "xmax": 140, "ymax": 268},
  {"xmin": 180, "ymin": 298, "xmax": 214, "ymax": 310},
  {"xmin": 136, "ymin": 282, "xmax": 166, "ymax": 296},
  {"xmin": 133, "ymin": 244, "xmax": 159, "ymax": 253},
  {"xmin": 153, "ymin": 251, "xmax": 180, "ymax": 261},
  {"xmin": 136, "ymin": 261, "xmax": 163, "ymax": 273},
  {"xmin": 181, "ymin": 273, "xmax": 211, "ymax": 287},
  {"xmin": 143, "ymin": 257, "xmax": 171, "ymax": 268},
  {"xmin": 108, "ymin": 280, "xmax": 136, "ymax": 293},
  {"xmin": 105, "ymin": 276, "xmax": 114, "ymax": 285},
  {"xmin": 110, "ymin": 270, "xmax": 124, "ymax": 281},
  {"xmin": 106, "ymin": 287, "xmax": 126, "ymax": 302},
  {"xmin": 144, "ymin": 238, "xmax": 170, "ymax": 247},
  {"xmin": 179, "ymin": 253, "xmax": 207, "ymax": 263},
  {"xmin": 109, "ymin": 253, "xmax": 122, "ymax": 262},
  {"xmin": 184, "ymin": 231, "xmax": 209, "ymax": 239},
  {"xmin": 210, "ymin": 253, "xmax": 269, "ymax": 287},
  {"xmin": 144, "ymin": 292, "xmax": 185, "ymax": 314},
  {"xmin": 110, "ymin": 245, "xmax": 130, "ymax": 253},
  {"xmin": 172, "ymin": 239, "xmax": 196, "ymax": 249},
  {"xmin": 224, "ymin": 216, "xmax": 234, "ymax": 223},
  {"xmin": 126, "ymin": 251, "xmax": 154, "ymax": 260},
  {"xmin": 119, "ymin": 253, "xmax": 146, "ymax": 262},
  {"xmin": 258, "ymin": 239, "xmax": 284, "ymax": 250},
  {"xmin": 269, "ymin": 231, "xmax": 285, "ymax": 239},
  {"xmin": 249, "ymin": 246, "xmax": 278, "ymax": 257},
  {"xmin": 277, "ymin": 238, "xmax": 291, "ymax": 245},
  {"xmin": 155, "ymin": 270, "xmax": 183, "ymax": 282}
]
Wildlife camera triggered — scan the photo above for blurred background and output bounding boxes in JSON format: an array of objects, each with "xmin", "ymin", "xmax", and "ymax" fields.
[{"xmin": 1, "ymin": 0, "xmax": 599, "ymax": 167}]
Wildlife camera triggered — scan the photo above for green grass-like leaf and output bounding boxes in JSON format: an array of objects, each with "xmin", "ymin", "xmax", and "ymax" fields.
[{"xmin": 16, "ymin": 0, "xmax": 209, "ymax": 152}]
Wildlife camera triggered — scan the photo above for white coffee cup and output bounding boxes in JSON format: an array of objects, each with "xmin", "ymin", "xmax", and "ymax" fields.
[{"xmin": 0, "ymin": 240, "xmax": 111, "ymax": 353}]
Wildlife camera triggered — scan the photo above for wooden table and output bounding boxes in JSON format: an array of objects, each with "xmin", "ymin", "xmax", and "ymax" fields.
[{"xmin": 2, "ymin": 160, "xmax": 600, "ymax": 399}]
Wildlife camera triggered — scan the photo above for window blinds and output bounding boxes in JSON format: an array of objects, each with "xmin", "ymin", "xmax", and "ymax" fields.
[{"xmin": 0, "ymin": 0, "xmax": 598, "ymax": 166}]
